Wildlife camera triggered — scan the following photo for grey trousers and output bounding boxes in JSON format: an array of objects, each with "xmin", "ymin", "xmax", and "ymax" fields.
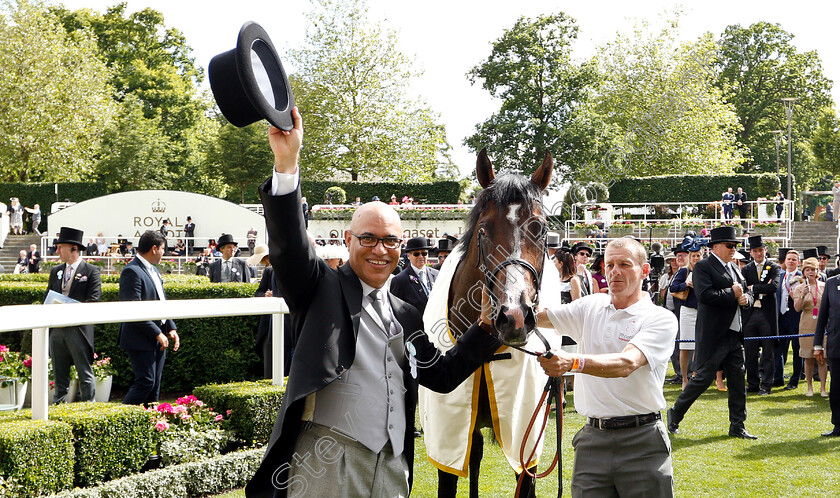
[
  {"xmin": 571, "ymin": 421, "xmax": 674, "ymax": 498},
  {"xmin": 285, "ymin": 423, "xmax": 409, "ymax": 498},
  {"xmin": 50, "ymin": 328, "xmax": 95, "ymax": 402}
]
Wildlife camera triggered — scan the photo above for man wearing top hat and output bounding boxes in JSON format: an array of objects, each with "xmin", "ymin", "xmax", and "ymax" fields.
[
  {"xmin": 572, "ymin": 241, "xmax": 596, "ymax": 296},
  {"xmin": 183, "ymin": 216, "xmax": 195, "ymax": 255},
  {"xmin": 668, "ymin": 226, "xmax": 758, "ymax": 439},
  {"xmin": 45, "ymin": 227, "xmax": 102, "ymax": 402},
  {"xmin": 816, "ymin": 246, "xmax": 830, "ymax": 281},
  {"xmin": 433, "ymin": 235, "xmax": 458, "ymax": 270},
  {"xmin": 209, "ymin": 234, "xmax": 250, "ymax": 283},
  {"xmin": 813, "ymin": 267, "xmax": 840, "ymax": 436},
  {"xmin": 741, "ymin": 235, "xmax": 781, "ymax": 395},
  {"xmin": 775, "ymin": 248, "xmax": 804, "ymax": 389},
  {"xmin": 390, "ymin": 237, "xmax": 439, "ymax": 315}
]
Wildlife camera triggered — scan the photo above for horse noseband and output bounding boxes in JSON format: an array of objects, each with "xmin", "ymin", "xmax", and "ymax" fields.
[{"xmin": 475, "ymin": 227, "xmax": 543, "ymax": 322}]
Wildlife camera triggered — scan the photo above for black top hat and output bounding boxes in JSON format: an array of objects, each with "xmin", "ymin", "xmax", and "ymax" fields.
[
  {"xmin": 405, "ymin": 237, "xmax": 433, "ymax": 252},
  {"xmin": 737, "ymin": 249, "xmax": 753, "ymax": 263},
  {"xmin": 671, "ymin": 245, "xmax": 689, "ymax": 255},
  {"xmin": 56, "ymin": 227, "xmax": 85, "ymax": 250},
  {"xmin": 217, "ymin": 233, "xmax": 238, "ymax": 249},
  {"xmin": 571, "ymin": 241, "xmax": 593, "ymax": 255},
  {"xmin": 437, "ymin": 238, "xmax": 455, "ymax": 253},
  {"xmin": 708, "ymin": 226, "xmax": 740, "ymax": 246},
  {"xmin": 803, "ymin": 248, "xmax": 819, "ymax": 260},
  {"xmin": 777, "ymin": 248, "xmax": 796, "ymax": 261},
  {"xmin": 209, "ymin": 22, "xmax": 295, "ymax": 131},
  {"xmin": 546, "ymin": 232, "xmax": 561, "ymax": 250},
  {"xmin": 747, "ymin": 235, "xmax": 764, "ymax": 249},
  {"xmin": 817, "ymin": 245, "xmax": 831, "ymax": 257}
]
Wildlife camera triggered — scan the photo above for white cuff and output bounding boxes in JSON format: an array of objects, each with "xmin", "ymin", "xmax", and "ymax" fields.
[
  {"xmin": 814, "ymin": 345, "xmax": 824, "ymax": 351},
  {"xmin": 270, "ymin": 168, "xmax": 299, "ymax": 196}
]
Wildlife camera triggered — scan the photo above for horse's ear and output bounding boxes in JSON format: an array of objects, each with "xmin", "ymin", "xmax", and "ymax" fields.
[
  {"xmin": 476, "ymin": 148, "xmax": 495, "ymax": 189},
  {"xmin": 530, "ymin": 151, "xmax": 553, "ymax": 191}
]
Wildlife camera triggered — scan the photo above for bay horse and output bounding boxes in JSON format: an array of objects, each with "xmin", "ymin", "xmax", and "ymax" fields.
[{"xmin": 420, "ymin": 149, "xmax": 555, "ymax": 498}]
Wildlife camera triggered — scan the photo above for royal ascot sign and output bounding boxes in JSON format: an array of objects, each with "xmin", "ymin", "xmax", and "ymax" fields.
[{"xmin": 47, "ymin": 190, "xmax": 266, "ymax": 246}]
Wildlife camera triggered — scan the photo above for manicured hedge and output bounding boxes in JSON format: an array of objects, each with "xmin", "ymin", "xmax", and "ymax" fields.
[
  {"xmin": 234, "ymin": 179, "xmax": 462, "ymax": 204},
  {"xmin": 0, "ymin": 279, "xmax": 262, "ymax": 391},
  {"xmin": 193, "ymin": 379, "xmax": 285, "ymax": 445},
  {"xmin": 51, "ymin": 447, "xmax": 263, "ymax": 498},
  {"xmin": 609, "ymin": 173, "xmax": 794, "ymax": 203},
  {"xmin": 0, "ymin": 182, "xmax": 110, "ymax": 231},
  {"xmin": 0, "ymin": 418, "xmax": 74, "ymax": 497}
]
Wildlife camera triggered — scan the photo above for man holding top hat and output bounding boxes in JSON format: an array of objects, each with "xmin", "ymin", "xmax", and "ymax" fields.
[
  {"xmin": 390, "ymin": 236, "xmax": 438, "ymax": 314},
  {"xmin": 45, "ymin": 227, "xmax": 102, "ymax": 402},
  {"xmin": 209, "ymin": 234, "xmax": 250, "ymax": 283},
  {"xmin": 741, "ymin": 235, "xmax": 781, "ymax": 395},
  {"xmin": 668, "ymin": 226, "xmax": 758, "ymax": 439},
  {"xmin": 433, "ymin": 235, "xmax": 457, "ymax": 270}
]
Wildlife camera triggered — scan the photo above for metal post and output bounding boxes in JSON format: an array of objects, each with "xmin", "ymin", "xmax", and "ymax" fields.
[
  {"xmin": 781, "ymin": 98, "xmax": 797, "ymax": 203},
  {"xmin": 271, "ymin": 312, "xmax": 285, "ymax": 388},
  {"xmin": 32, "ymin": 327, "xmax": 50, "ymax": 420}
]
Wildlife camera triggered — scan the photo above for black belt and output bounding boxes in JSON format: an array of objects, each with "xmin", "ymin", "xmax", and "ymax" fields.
[{"xmin": 588, "ymin": 412, "xmax": 660, "ymax": 430}]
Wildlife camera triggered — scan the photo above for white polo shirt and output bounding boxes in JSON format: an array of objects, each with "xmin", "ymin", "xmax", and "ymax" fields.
[{"xmin": 546, "ymin": 293, "xmax": 677, "ymax": 418}]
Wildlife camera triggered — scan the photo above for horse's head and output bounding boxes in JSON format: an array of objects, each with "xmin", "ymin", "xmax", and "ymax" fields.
[{"xmin": 464, "ymin": 148, "xmax": 553, "ymax": 347}]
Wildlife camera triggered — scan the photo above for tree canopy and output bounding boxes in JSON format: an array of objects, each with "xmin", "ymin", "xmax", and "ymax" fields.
[{"xmin": 289, "ymin": 0, "xmax": 452, "ymax": 182}]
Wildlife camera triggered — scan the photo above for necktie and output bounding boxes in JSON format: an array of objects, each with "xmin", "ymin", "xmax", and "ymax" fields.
[
  {"xmin": 728, "ymin": 263, "xmax": 742, "ymax": 330},
  {"xmin": 62, "ymin": 266, "xmax": 73, "ymax": 295},
  {"xmin": 419, "ymin": 270, "xmax": 429, "ymax": 296},
  {"xmin": 224, "ymin": 261, "xmax": 232, "ymax": 281},
  {"xmin": 369, "ymin": 289, "xmax": 392, "ymax": 335}
]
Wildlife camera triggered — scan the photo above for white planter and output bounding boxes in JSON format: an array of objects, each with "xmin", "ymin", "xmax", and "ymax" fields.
[
  {"xmin": 95, "ymin": 376, "xmax": 113, "ymax": 402},
  {"xmin": 0, "ymin": 380, "xmax": 28, "ymax": 411},
  {"xmin": 23, "ymin": 384, "xmax": 57, "ymax": 408}
]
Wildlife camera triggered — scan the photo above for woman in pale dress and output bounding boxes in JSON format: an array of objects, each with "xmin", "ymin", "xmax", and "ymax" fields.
[
  {"xmin": 793, "ymin": 257, "xmax": 827, "ymax": 397},
  {"xmin": 95, "ymin": 232, "xmax": 107, "ymax": 255},
  {"xmin": 671, "ymin": 248, "xmax": 703, "ymax": 388}
]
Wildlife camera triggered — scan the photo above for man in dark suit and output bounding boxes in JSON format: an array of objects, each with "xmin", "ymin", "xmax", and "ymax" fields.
[
  {"xmin": 735, "ymin": 187, "xmax": 748, "ymax": 220},
  {"xmin": 433, "ymin": 236, "xmax": 457, "ymax": 270},
  {"xmin": 208, "ymin": 234, "xmax": 251, "ymax": 283},
  {"xmin": 184, "ymin": 216, "xmax": 195, "ymax": 255},
  {"xmin": 46, "ymin": 227, "xmax": 101, "ymax": 402},
  {"xmin": 722, "ymin": 188, "xmax": 735, "ymax": 220},
  {"xmin": 815, "ymin": 274, "xmax": 840, "ymax": 436},
  {"xmin": 27, "ymin": 243, "xmax": 41, "ymax": 274},
  {"xmin": 668, "ymin": 226, "xmax": 758, "ymax": 439},
  {"xmin": 246, "ymin": 108, "xmax": 502, "ymax": 497},
  {"xmin": 118, "ymin": 230, "xmax": 180, "ymax": 405},
  {"xmin": 776, "ymin": 248, "xmax": 803, "ymax": 389},
  {"xmin": 742, "ymin": 235, "xmax": 781, "ymax": 395},
  {"xmin": 390, "ymin": 236, "xmax": 438, "ymax": 314}
]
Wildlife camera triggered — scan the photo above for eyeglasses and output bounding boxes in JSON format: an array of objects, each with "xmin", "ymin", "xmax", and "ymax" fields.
[
  {"xmin": 577, "ymin": 252, "xmax": 592, "ymax": 258},
  {"xmin": 349, "ymin": 231, "xmax": 401, "ymax": 249},
  {"xmin": 724, "ymin": 243, "xmax": 738, "ymax": 249},
  {"xmin": 410, "ymin": 251, "xmax": 428, "ymax": 257},
  {"xmin": 819, "ymin": 256, "xmax": 829, "ymax": 260}
]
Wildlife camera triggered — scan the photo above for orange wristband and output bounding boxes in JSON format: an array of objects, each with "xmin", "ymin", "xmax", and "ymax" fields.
[{"xmin": 571, "ymin": 356, "xmax": 585, "ymax": 373}]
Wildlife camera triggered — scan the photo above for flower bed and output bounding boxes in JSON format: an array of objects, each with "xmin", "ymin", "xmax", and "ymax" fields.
[
  {"xmin": 752, "ymin": 221, "xmax": 780, "ymax": 236},
  {"xmin": 147, "ymin": 395, "xmax": 232, "ymax": 467},
  {"xmin": 573, "ymin": 223, "xmax": 600, "ymax": 237},
  {"xmin": 311, "ymin": 206, "xmax": 470, "ymax": 221},
  {"xmin": 645, "ymin": 222, "xmax": 672, "ymax": 238},
  {"xmin": 608, "ymin": 221, "xmax": 636, "ymax": 237}
]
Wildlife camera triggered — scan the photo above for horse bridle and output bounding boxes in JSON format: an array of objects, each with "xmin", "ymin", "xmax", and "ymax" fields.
[{"xmin": 474, "ymin": 226, "xmax": 564, "ymax": 498}]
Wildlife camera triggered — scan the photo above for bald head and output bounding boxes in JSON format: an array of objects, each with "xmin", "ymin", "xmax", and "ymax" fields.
[{"xmin": 349, "ymin": 202, "xmax": 402, "ymax": 233}]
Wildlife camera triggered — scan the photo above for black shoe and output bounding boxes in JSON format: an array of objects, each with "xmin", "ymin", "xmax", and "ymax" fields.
[
  {"xmin": 414, "ymin": 428, "xmax": 422, "ymax": 438},
  {"xmin": 667, "ymin": 408, "xmax": 680, "ymax": 434},
  {"xmin": 783, "ymin": 384, "xmax": 798, "ymax": 391},
  {"xmin": 758, "ymin": 389, "xmax": 771, "ymax": 396},
  {"xmin": 821, "ymin": 427, "xmax": 840, "ymax": 437},
  {"xmin": 668, "ymin": 375, "xmax": 682, "ymax": 385},
  {"xmin": 729, "ymin": 428, "xmax": 758, "ymax": 440}
]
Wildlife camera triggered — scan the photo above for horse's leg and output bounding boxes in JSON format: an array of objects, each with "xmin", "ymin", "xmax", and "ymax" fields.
[
  {"xmin": 468, "ymin": 427, "xmax": 483, "ymax": 498},
  {"xmin": 514, "ymin": 466, "xmax": 537, "ymax": 498},
  {"xmin": 437, "ymin": 470, "xmax": 458, "ymax": 498}
]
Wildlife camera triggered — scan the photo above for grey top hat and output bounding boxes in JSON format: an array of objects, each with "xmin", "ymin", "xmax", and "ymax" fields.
[{"xmin": 546, "ymin": 232, "xmax": 561, "ymax": 250}]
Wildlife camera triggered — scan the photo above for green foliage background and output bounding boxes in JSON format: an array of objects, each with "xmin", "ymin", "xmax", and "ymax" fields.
[{"xmin": 610, "ymin": 174, "xmax": 793, "ymax": 203}]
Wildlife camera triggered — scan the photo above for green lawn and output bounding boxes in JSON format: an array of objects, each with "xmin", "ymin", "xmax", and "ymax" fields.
[{"xmin": 219, "ymin": 368, "xmax": 839, "ymax": 497}]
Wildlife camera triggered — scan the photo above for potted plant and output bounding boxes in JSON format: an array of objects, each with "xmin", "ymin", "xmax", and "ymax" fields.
[
  {"xmin": 573, "ymin": 223, "xmax": 600, "ymax": 237},
  {"xmin": 92, "ymin": 354, "xmax": 117, "ymax": 402},
  {"xmin": 646, "ymin": 222, "xmax": 672, "ymax": 238},
  {"xmin": 681, "ymin": 220, "xmax": 706, "ymax": 234},
  {"xmin": 608, "ymin": 221, "xmax": 636, "ymax": 237},
  {"xmin": 764, "ymin": 239, "xmax": 780, "ymax": 258},
  {"xmin": 0, "ymin": 345, "xmax": 30, "ymax": 410},
  {"xmin": 146, "ymin": 395, "xmax": 232, "ymax": 466},
  {"xmin": 753, "ymin": 220, "xmax": 780, "ymax": 236}
]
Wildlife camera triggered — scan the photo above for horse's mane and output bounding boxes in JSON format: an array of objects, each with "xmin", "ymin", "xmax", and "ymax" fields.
[{"xmin": 458, "ymin": 173, "xmax": 544, "ymax": 251}]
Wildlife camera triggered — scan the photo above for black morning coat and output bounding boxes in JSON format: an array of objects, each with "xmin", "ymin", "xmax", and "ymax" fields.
[{"xmin": 245, "ymin": 177, "xmax": 502, "ymax": 497}]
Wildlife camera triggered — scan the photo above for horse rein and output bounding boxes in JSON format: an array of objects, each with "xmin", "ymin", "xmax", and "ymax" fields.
[{"xmin": 473, "ymin": 227, "xmax": 563, "ymax": 497}]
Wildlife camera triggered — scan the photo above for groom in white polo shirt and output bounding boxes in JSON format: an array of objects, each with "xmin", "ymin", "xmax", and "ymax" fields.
[{"xmin": 536, "ymin": 237, "xmax": 678, "ymax": 497}]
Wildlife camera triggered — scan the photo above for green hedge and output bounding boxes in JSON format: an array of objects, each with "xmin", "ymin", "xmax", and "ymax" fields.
[
  {"xmin": 0, "ymin": 280, "xmax": 262, "ymax": 392},
  {"xmin": 0, "ymin": 182, "xmax": 110, "ymax": 231},
  {"xmin": 234, "ymin": 179, "xmax": 461, "ymax": 204},
  {"xmin": 609, "ymin": 174, "xmax": 795, "ymax": 203},
  {"xmin": 51, "ymin": 447, "xmax": 263, "ymax": 498},
  {"xmin": 193, "ymin": 380, "xmax": 285, "ymax": 445},
  {"xmin": 0, "ymin": 418, "xmax": 74, "ymax": 497}
]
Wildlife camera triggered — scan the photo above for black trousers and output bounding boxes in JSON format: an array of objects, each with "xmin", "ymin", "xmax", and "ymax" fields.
[
  {"xmin": 828, "ymin": 359, "xmax": 840, "ymax": 427},
  {"xmin": 671, "ymin": 332, "xmax": 747, "ymax": 431},
  {"xmin": 122, "ymin": 348, "xmax": 166, "ymax": 405},
  {"xmin": 743, "ymin": 311, "xmax": 775, "ymax": 391}
]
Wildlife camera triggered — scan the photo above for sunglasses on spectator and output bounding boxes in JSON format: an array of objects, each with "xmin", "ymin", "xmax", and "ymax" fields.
[
  {"xmin": 724, "ymin": 243, "xmax": 738, "ymax": 249},
  {"xmin": 819, "ymin": 256, "xmax": 829, "ymax": 260},
  {"xmin": 410, "ymin": 251, "xmax": 429, "ymax": 257}
]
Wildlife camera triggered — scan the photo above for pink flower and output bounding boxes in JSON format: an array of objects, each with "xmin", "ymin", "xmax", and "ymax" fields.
[
  {"xmin": 177, "ymin": 395, "xmax": 199, "ymax": 405},
  {"xmin": 179, "ymin": 412, "xmax": 191, "ymax": 420},
  {"xmin": 93, "ymin": 353, "xmax": 98, "ymax": 359},
  {"xmin": 194, "ymin": 400, "xmax": 204, "ymax": 407},
  {"xmin": 155, "ymin": 420, "xmax": 170, "ymax": 431},
  {"xmin": 226, "ymin": 409, "xmax": 232, "ymax": 416},
  {"xmin": 23, "ymin": 357, "xmax": 32, "ymax": 368},
  {"xmin": 173, "ymin": 405, "xmax": 187, "ymax": 414},
  {"xmin": 215, "ymin": 414, "xmax": 223, "ymax": 422},
  {"xmin": 0, "ymin": 345, "xmax": 8, "ymax": 353},
  {"xmin": 156, "ymin": 403, "xmax": 174, "ymax": 414}
]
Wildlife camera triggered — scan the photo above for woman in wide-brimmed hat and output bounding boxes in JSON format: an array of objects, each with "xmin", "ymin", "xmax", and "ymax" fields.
[{"xmin": 793, "ymin": 257, "xmax": 828, "ymax": 397}]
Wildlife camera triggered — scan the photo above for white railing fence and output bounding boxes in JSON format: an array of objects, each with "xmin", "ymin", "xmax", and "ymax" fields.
[{"xmin": 0, "ymin": 297, "xmax": 288, "ymax": 420}]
